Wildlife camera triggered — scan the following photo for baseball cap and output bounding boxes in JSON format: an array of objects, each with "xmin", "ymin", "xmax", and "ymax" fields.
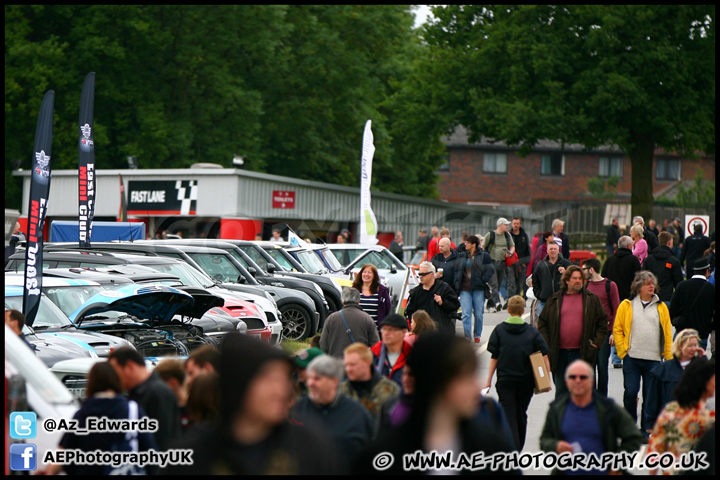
[
  {"xmin": 381, "ymin": 313, "xmax": 410, "ymax": 330},
  {"xmin": 294, "ymin": 347, "xmax": 325, "ymax": 369},
  {"xmin": 497, "ymin": 218, "xmax": 511, "ymax": 226}
]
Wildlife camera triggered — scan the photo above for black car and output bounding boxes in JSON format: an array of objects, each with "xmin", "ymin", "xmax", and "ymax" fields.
[{"xmin": 42, "ymin": 243, "xmax": 321, "ymax": 340}]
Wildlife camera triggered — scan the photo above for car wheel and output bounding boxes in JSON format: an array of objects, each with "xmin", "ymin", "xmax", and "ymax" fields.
[
  {"xmin": 326, "ymin": 295, "xmax": 339, "ymax": 314},
  {"xmin": 280, "ymin": 303, "xmax": 313, "ymax": 341}
]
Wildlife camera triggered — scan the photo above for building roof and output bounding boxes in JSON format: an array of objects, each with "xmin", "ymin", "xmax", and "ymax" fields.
[{"xmin": 442, "ymin": 125, "xmax": 623, "ymax": 154}]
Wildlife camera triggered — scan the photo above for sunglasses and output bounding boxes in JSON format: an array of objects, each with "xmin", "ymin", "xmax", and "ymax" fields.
[
  {"xmin": 418, "ymin": 272, "xmax": 433, "ymax": 277},
  {"xmin": 568, "ymin": 375, "xmax": 589, "ymax": 380}
]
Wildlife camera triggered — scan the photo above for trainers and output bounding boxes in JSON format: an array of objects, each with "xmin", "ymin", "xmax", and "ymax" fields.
[
  {"xmin": 474, "ymin": 337, "xmax": 481, "ymax": 344},
  {"xmin": 502, "ymin": 301, "xmax": 508, "ymax": 310},
  {"xmin": 495, "ymin": 304, "xmax": 502, "ymax": 313}
]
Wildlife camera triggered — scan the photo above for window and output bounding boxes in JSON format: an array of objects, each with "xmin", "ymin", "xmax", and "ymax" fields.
[
  {"xmin": 599, "ymin": 157, "xmax": 623, "ymax": 177},
  {"xmin": 656, "ymin": 159, "xmax": 681, "ymax": 180},
  {"xmin": 483, "ymin": 153, "xmax": 508, "ymax": 173},
  {"xmin": 436, "ymin": 155, "xmax": 450, "ymax": 172},
  {"xmin": 541, "ymin": 154, "xmax": 564, "ymax": 176}
]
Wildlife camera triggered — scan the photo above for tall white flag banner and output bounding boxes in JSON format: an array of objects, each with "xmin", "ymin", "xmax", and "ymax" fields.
[{"xmin": 359, "ymin": 120, "xmax": 379, "ymax": 245}]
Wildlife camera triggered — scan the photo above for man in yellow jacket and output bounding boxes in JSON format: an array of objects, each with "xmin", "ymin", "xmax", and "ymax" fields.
[{"xmin": 612, "ymin": 271, "xmax": 672, "ymax": 441}]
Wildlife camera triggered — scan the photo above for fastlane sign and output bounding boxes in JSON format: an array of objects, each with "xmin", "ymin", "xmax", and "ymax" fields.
[
  {"xmin": 272, "ymin": 190, "xmax": 295, "ymax": 209},
  {"xmin": 127, "ymin": 180, "xmax": 197, "ymax": 215}
]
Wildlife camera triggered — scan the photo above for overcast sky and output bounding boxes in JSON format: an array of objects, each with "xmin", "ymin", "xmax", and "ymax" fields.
[{"xmin": 413, "ymin": 5, "xmax": 434, "ymax": 28}]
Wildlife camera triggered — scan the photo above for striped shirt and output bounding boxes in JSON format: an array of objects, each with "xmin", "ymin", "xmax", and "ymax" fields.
[{"xmin": 359, "ymin": 293, "xmax": 380, "ymax": 326}]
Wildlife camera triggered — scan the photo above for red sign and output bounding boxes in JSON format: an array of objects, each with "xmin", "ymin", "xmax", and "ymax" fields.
[{"xmin": 272, "ymin": 190, "xmax": 295, "ymax": 209}]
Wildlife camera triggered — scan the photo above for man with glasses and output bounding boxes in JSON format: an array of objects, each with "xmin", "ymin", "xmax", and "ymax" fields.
[
  {"xmin": 540, "ymin": 360, "xmax": 643, "ymax": 475},
  {"xmin": 404, "ymin": 261, "xmax": 460, "ymax": 334}
]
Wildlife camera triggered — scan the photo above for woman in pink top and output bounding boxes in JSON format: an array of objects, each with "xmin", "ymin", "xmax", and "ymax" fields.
[
  {"xmin": 404, "ymin": 310, "xmax": 437, "ymax": 346},
  {"xmin": 630, "ymin": 224, "xmax": 648, "ymax": 266}
]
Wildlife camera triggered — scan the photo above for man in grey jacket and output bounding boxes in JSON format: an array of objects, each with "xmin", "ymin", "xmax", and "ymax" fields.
[
  {"xmin": 320, "ymin": 288, "xmax": 379, "ymax": 358},
  {"xmin": 532, "ymin": 241, "xmax": 571, "ymax": 317}
]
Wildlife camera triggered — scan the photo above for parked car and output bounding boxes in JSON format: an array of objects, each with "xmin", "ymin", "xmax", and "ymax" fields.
[
  {"xmin": 41, "ymin": 267, "xmax": 242, "ymax": 347},
  {"xmin": 45, "ymin": 243, "xmax": 320, "ymax": 341},
  {"xmin": 8, "ymin": 250, "xmax": 279, "ymax": 345},
  {"xmin": 6, "ymin": 324, "xmax": 79, "ymax": 471},
  {"xmin": 5, "ymin": 281, "xmax": 132, "ymax": 364}
]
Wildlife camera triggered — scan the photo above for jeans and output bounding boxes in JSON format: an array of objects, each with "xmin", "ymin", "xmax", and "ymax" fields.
[
  {"xmin": 492, "ymin": 261, "xmax": 516, "ymax": 306},
  {"xmin": 607, "ymin": 244, "xmax": 615, "ymax": 257},
  {"xmin": 596, "ymin": 333, "xmax": 611, "ymax": 397},
  {"xmin": 611, "ymin": 346, "xmax": 622, "ymax": 365},
  {"xmin": 500, "ymin": 275, "xmax": 508, "ymax": 302},
  {"xmin": 622, "ymin": 355, "xmax": 660, "ymax": 435},
  {"xmin": 496, "ymin": 379, "xmax": 535, "ymax": 451},
  {"xmin": 553, "ymin": 349, "xmax": 581, "ymax": 398},
  {"xmin": 460, "ymin": 289, "xmax": 485, "ymax": 340},
  {"xmin": 536, "ymin": 300, "xmax": 546, "ymax": 318}
]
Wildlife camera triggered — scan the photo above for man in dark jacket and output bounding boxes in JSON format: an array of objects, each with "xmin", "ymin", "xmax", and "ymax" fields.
[
  {"xmin": 680, "ymin": 224, "xmax": 711, "ymax": 279},
  {"xmin": 404, "ymin": 261, "xmax": 461, "ymax": 333},
  {"xmin": 108, "ymin": 347, "xmax": 180, "ymax": 452},
  {"xmin": 510, "ymin": 217, "xmax": 531, "ymax": 296},
  {"xmin": 165, "ymin": 334, "xmax": 340, "ymax": 475},
  {"xmin": 601, "ymin": 236, "xmax": 641, "ymax": 300},
  {"xmin": 484, "ymin": 296, "xmax": 550, "ymax": 450},
  {"xmin": 532, "ymin": 241, "xmax": 571, "ymax": 317},
  {"xmin": 643, "ymin": 231, "xmax": 683, "ymax": 305},
  {"xmin": 320, "ymin": 287, "xmax": 380, "ymax": 358},
  {"xmin": 292, "ymin": 355, "xmax": 373, "ymax": 466},
  {"xmin": 670, "ymin": 258, "xmax": 715, "ymax": 350},
  {"xmin": 431, "ymin": 237, "xmax": 462, "ymax": 294},
  {"xmin": 455, "ymin": 235, "xmax": 494, "ymax": 342},
  {"xmin": 540, "ymin": 360, "xmax": 643, "ymax": 475},
  {"xmin": 537, "ymin": 266, "xmax": 608, "ymax": 398},
  {"xmin": 551, "ymin": 219, "xmax": 571, "ymax": 260},
  {"xmin": 606, "ymin": 218, "xmax": 620, "ymax": 256}
]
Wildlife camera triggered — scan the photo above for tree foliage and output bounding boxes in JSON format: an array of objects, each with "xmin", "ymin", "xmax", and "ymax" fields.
[
  {"xmin": 5, "ymin": 5, "xmax": 445, "ymax": 209},
  {"xmin": 423, "ymin": 5, "xmax": 715, "ymax": 219}
]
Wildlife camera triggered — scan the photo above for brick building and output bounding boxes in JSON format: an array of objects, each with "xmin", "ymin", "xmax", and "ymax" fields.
[{"xmin": 438, "ymin": 126, "xmax": 715, "ymax": 209}]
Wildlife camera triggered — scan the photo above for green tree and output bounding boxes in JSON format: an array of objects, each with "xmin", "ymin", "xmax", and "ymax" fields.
[{"xmin": 423, "ymin": 5, "xmax": 715, "ymax": 219}]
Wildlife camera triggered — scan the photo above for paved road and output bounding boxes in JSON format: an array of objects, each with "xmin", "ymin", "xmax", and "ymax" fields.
[{"xmin": 453, "ymin": 298, "xmax": 714, "ymax": 475}]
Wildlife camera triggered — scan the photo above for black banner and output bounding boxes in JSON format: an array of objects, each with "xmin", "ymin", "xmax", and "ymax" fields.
[
  {"xmin": 78, "ymin": 72, "xmax": 96, "ymax": 247},
  {"xmin": 23, "ymin": 90, "xmax": 54, "ymax": 327},
  {"xmin": 127, "ymin": 180, "xmax": 198, "ymax": 215}
]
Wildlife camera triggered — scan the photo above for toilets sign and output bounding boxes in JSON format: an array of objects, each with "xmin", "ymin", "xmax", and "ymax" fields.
[{"xmin": 272, "ymin": 190, "xmax": 295, "ymax": 209}]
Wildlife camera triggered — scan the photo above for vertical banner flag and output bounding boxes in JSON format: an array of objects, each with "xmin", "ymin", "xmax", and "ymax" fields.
[
  {"xmin": 78, "ymin": 72, "xmax": 96, "ymax": 247},
  {"xmin": 359, "ymin": 120, "xmax": 378, "ymax": 245},
  {"xmin": 118, "ymin": 174, "xmax": 128, "ymax": 222},
  {"xmin": 23, "ymin": 91, "xmax": 55, "ymax": 327}
]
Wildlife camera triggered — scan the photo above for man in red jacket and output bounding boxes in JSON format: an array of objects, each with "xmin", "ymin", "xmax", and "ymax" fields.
[{"xmin": 371, "ymin": 314, "xmax": 413, "ymax": 390}]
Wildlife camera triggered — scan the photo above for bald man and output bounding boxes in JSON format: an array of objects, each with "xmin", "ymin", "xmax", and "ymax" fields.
[{"xmin": 431, "ymin": 237, "xmax": 461, "ymax": 294}]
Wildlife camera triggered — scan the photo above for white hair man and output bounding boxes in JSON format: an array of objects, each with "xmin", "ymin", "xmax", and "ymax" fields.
[
  {"xmin": 404, "ymin": 261, "xmax": 460, "ymax": 333},
  {"xmin": 291, "ymin": 355, "xmax": 373, "ymax": 465}
]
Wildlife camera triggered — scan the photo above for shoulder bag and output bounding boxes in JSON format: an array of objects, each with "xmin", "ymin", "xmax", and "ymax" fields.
[{"xmin": 340, "ymin": 310, "xmax": 357, "ymax": 343}]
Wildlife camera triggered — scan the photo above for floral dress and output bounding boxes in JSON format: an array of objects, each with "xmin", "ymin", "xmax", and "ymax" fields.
[{"xmin": 648, "ymin": 401, "xmax": 715, "ymax": 475}]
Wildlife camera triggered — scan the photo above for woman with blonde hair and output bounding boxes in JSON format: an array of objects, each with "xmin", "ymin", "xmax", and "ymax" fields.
[
  {"xmin": 404, "ymin": 310, "xmax": 437, "ymax": 346},
  {"xmin": 644, "ymin": 328, "xmax": 707, "ymax": 430},
  {"xmin": 630, "ymin": 223, "xmax": 648, "ymax": 266}
]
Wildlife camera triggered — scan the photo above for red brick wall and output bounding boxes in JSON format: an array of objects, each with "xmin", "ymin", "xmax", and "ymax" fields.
[{"xmin": 438, "ymin": 148, "xmax": 714, "ymax": 205}]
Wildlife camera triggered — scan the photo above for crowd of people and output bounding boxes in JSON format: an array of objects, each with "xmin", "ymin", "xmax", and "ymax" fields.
[{"xmin": 17, "ymin": 214, "xmax": 715, "ymax": 475}]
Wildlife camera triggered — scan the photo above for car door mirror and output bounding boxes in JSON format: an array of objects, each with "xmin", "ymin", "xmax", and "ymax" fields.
[
  {"xmin": 390, "ymin": 264, "xmax": 397, "ymax": 274},
  {"xmin": 237, "ymin": 275, "xmax": 247, "ymax": 284},
  {"xmin": 267, "ymin": 263, "xmax": 276, "ymax": 274},
  {"xmin": 248, "ymin": 267, "xmax": 257, "ymax": 276}
]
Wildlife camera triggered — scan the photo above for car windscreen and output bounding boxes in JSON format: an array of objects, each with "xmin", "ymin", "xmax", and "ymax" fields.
[
  {"xmin": 263, "ymin": 248, "xmax": 297, "ymax": 272},
  {"xmin": 4, "ymin": 295, "xmax": 74, "ymax": 328},
  {"xmin": 43, "ymin": 285, "xmax": 106, "ymax": 317},
  {"xmin": 139, "ymin": 261, "xmax": 215, "ymax": 288},
  {"xmin": 187, "ymin": 252, "xmax": 245, "ymax": 284},
  {"xmin": 238, "ymin": 246, "xmax": 269, "ymax": 271},
  {"xmin": 320, "ymin": 249, "xmax": 343, "ymax": 271},
  {"xmin": 296, "ymin": 251, "xmax": 325, "ymax": 274}
]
